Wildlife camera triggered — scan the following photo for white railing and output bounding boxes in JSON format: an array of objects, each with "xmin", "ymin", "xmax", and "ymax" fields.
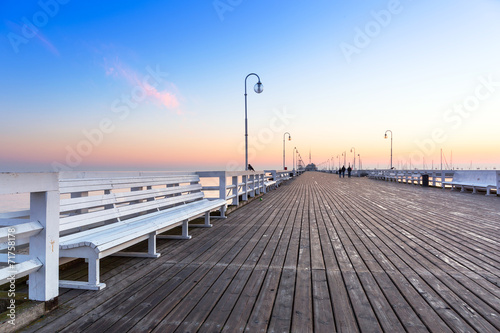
[
  {"xmin": 367, "ymin": 169, "xmax": 499, "ymax": 194},
  {"xmin": 264, "ymin": 170, "xmax": 292, "ymax": 183},
  {"xmin": 196, "ymin": 171, "xmax": 268, "ymax": 208},
  {"xmin": 0, "ymin": 172, "xmax": 60, "ymax": 302}
]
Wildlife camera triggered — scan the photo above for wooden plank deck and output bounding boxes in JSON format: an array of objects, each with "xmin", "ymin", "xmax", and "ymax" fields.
[{"xmin": 21, "ymin": 171, "xmax": 500, "ymax": 332}]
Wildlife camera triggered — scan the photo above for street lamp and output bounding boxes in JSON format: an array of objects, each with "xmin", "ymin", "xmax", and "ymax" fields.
[
  {"xmin": 342, "ymin": 151, "xmax": 346, "ymax": 167},
  {"xmin": 283, "ymin": 132, "xmax": 291, "ymax": 170},
  {"xmin": 357, "ymin": 153, "xmax": 361, "ymax": 170},
  {"xmin": 244, "ymin": 73, "xmax": 263, "ymax": 170},
  {"xmin": 384, "ymin": 130, "xmax": 393, "ymax": 169},
  {"xmin": 336, "ymin": 155, "xmax": 340, "ymax": 170},
  {"xmin": 350, "ymin": 147, "xmax": 356, "ymax": 170}
]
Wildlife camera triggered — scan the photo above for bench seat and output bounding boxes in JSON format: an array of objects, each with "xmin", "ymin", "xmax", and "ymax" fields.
[{"xmin": 60, "ymin": 199, "xmax": 226, "ymax": 253}]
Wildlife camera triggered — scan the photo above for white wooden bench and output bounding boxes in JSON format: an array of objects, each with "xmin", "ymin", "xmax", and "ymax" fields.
[
  {"xmin": 57, "ymin": 173, "xmax": 226, "ymax": 290},
  {"xmin": 442, "ymin": 171, "xmax": 498, "ymax": 196}
]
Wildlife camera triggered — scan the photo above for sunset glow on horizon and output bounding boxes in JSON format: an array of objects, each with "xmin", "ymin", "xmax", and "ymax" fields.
[{"xmin": 1, "ymin": 0, "xmax": 499, "ymax": 172}]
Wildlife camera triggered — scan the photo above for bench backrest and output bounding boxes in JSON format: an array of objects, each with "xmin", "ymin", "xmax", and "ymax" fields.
[
  {"xmin": 59, "ymin": 174, "xmax": 203, "ymax": 233},
  {"xmin": 451, "ymin": 171, "xmax": 497, "ymax": 186}
]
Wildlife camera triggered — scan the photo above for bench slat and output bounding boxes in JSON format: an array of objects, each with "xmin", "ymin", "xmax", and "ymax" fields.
[
  {"xmin": 60, "ymin": 184, "xmax": 202, "ymax": 212},
  {"xmin": 60, "ymin": 192, "xmax": 204, "ymax": 231},
  {"xmin": 59, "ymin": 176, "xmax": 200, "ymax": 193}
]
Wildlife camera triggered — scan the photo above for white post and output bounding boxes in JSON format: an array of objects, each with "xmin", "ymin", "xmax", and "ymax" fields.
[
  {"xmin": 496, "ymin": 171, "xmax": 499, "ymax": 196},
  {"xmin": 249, "ymin": 174, "xmax": 255, "ymax": 197},
  {"xmin": 242, "ymin": 174, "xmax": 248, "ymax": 201},
  {"xmin": 261, "ymin": 173, "xmax": 266, "ymax": 193},
  {"xmin": 232, "ymin": 175, "xmax": 239, "ymax": 206},
  {"xmin": 29, "ymin": 190, "xmax": 60, "ymax": 301},
  {"xmin": 219, "ymin": 172, "xmax": 227, "ymax": 202}
]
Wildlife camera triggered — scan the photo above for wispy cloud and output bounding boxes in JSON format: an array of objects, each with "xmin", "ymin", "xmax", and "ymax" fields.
[
  {"xmin": 103, "ymin": 56, "xmax": 182, "ymax": 113},
  {"xmin": 5, "ymin": 20, "xmax": 60, "ymax": 56}
]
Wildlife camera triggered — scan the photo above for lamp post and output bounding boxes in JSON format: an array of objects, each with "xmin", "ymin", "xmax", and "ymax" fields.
[
  {"xmin": 293, "ymin": 147, "xmax": 297, "ymax": 172},
  {"xmin": 384, "ymin": 130, "xmax": 393, "ymax": 169},
  {"xmin": 244, "ymin": 73, "xmax": 263, "ymax": 170},
  {"xmin": 283, "ymin": 132, "xmax": 291, "ymax": 170},
  {"xmin": 342, "ymin": 151, "xmax": 346, "ymax": 167},
  {"xmin": 358, "ymin": 153, "xmax": 361, "ymax": 170},
  {"xmin": 350, "ymin": 147, "xmax": 356, "ymax": 170},
  {"xmin": 336, "ymin": 155, "xmax": 340, "ymax": 170}
]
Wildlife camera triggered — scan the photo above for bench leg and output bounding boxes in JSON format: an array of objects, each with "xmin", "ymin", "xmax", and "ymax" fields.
[
  {"xmin": 204, "ymin": 211, "xmax": 212, "ymax": 227},
  {"xmin": 148, "ymin": 232, "xmax": 161, "ymax": 257},
  {"xmin": 213, "ymin": 205, "xmax": 227, "ymax": 219},
  {"xmin": 59, "ymin": 253, "xmax": 106, "ymax": 290},
  {"xmin": 113, "ymin": 232, "xmax": 161, "ymax": 258},
  {"xmin": 472, "ymin": 187, "xmax": 477, "ymax": 194},
  {"xmin": 89, "ymin": 255, "xmax": 100, "ymax": 286},
  {"xmin": 158, "ymin": 220, "xmax": 192, "ymax": 240},
  {"xmin": 191, "ymin": 211, "xmax": 213, "ymax": 227}
]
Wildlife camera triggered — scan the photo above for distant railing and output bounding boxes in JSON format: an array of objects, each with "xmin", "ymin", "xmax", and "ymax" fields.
[
  {"xmin": 196, "ymin": 170, "xmax": 295, "ymax": 209},
  {"xmin": 197, "ymin": 171, "xmax": 259, "ymax": 208},
  {"xmin": 367, "ymin": 169, "xmax": 500, "ymax": 194},
  {"xmin": 0, "ymin": 172, "xmax": 60, "ymax": 302}
]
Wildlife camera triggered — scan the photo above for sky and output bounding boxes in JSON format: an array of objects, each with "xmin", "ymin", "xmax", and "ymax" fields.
[{"xmin": 1, "ymin": 0, "xmax": 499, "ymax": 172}]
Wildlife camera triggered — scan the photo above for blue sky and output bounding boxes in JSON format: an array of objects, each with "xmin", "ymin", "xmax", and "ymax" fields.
[{"xmin": 1, "ymin": 0, "xmax": 499, "ymax": 171}]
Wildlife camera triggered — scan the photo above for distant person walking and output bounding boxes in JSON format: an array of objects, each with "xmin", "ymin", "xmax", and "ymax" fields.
[
  {"xmin": 341, "ymin": 165, "xmax": 346, "ymax": 178},
  {"xmin": 338, "ymin": 167, "xmax": 342, "ymax": 178},
  {"xmin": 347, "ymin": 164, "xmax": 352, "ymax": 178}
]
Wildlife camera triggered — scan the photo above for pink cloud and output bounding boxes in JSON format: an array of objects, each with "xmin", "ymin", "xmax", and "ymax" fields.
[{"xmin": 103, "ymin": 57, "xmax": 182, "ymax": 113}]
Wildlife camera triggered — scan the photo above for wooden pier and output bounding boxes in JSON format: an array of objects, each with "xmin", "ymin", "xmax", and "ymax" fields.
[{"xmin": 21, "ymin": 172, "xmax": 500, "ymax": 332}]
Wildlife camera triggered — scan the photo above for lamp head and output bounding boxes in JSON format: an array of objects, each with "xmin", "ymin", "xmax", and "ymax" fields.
[
  {"xmin": 254, "ymin": 81, "xmax": 263, "ymax": 93},
  {"xmin": 288, "ymin": 135, "xmax": 291, "ymax": 141},
  {"xmin": 384, "ymin": 133, "xmax": 387, "ymax": 139}
]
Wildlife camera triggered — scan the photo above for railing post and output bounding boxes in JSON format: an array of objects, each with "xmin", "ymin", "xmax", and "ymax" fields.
[
  {"xmin": 29, "ymin": 189, "xmax": 60, "ymax": 301},
  {"xmin": 242, "ymin": 173, "xmax": 248, "ymax": 201},
  {"xmin": 496, "ymin": 171, "xmax": 500, "ymax": 196},
  {"xmin": 255, "ymin": 173, "xmax": 261, "ymax": 195},
  {"xmin": 249, "ymin": 174, "xmax": 255, "ymax": 197},
  {"xmin": 232, "ymin": 175, "xmax": 239, "ymax": 206},
  {"xmin": 219, "ymin": 172, "xmax": 227, "ymax": 202},
  {"xmin": 261, "ymin": 173, "xmax": 266, "ymax": 193}
]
